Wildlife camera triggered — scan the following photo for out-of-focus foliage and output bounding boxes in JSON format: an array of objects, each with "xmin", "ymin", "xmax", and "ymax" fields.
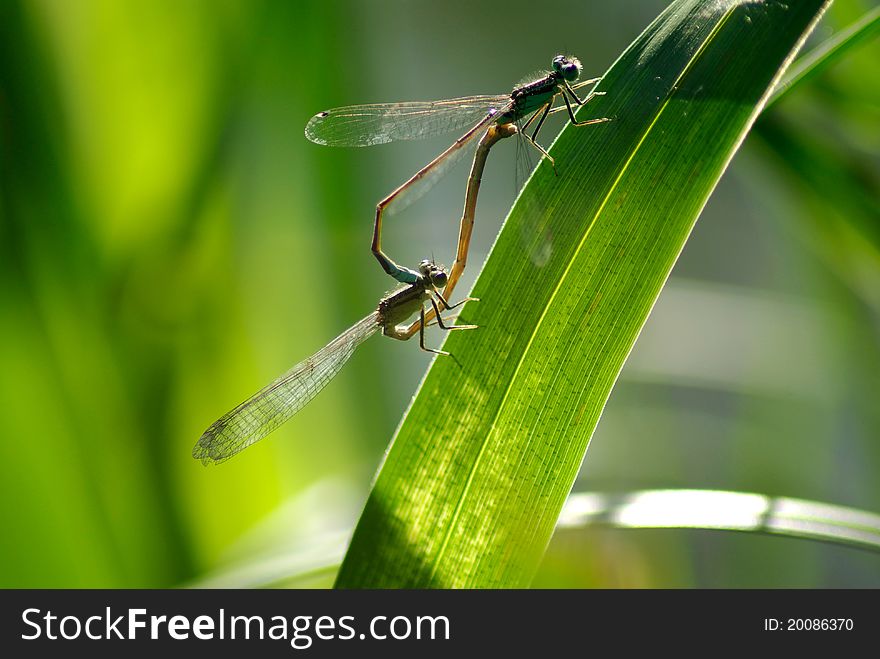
[{"xmin": 0, "ymin": 0, "xmax": 877, "ymax": 588}]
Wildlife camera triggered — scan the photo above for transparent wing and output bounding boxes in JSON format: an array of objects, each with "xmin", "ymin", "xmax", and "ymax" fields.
[
  {"xmin": 383, "ymin": 105, "xmax": 511, "ymax": 216},
  {"xmin": 513, "ymin": 115, "xmax": 554, "ymax": 268},
  {"xmin": 386, "ymin": 142, "xmax": 470, "ymax": 216},
  {"xmin": 193, "ymin": 313, "xmax": 380, "ymax": 464},
  {"xmin": 305, "ymin": 94, "xmax": 511, "ymax": 147},
  {"xmin": 385, "ymin": 120, "xmax": 483, "ymax": 216}
]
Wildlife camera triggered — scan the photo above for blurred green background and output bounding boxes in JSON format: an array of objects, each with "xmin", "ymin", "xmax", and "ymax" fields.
[{"xmin": 0, "ymin": 0, "xmax": 878, "ymax": 588}]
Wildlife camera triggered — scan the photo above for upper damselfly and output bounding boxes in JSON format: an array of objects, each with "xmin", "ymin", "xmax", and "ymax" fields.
[{"xmin": 305, "ymin": 55, "xmax": 610, "ymax": 286}]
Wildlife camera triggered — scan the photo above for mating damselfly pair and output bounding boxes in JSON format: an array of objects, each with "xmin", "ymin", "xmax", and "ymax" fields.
[{"xmin": 193, "ymin": 55, "xmax": 610, "ymax": 464}]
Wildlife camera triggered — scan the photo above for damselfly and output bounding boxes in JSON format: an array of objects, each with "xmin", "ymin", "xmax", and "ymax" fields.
[
  {"xmin": 305, "ymin": 55, "xmax": 610, "ymax": 286},
  {"xmin": 193, "ymin": 126, "xmax": 514, "ymax": 464}
]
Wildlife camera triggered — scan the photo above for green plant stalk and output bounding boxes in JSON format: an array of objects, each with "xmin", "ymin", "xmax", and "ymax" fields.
[
  {"xmin": 188, "ymin": 488, "xmax": 880, "ymax": 588},
  {"xmin": 559, "ymin": 490, "xmax": 880, "ymax": 554},
  {"xmin": 336, "ymin": 0, "xmax": 831, "ymax": 588}
]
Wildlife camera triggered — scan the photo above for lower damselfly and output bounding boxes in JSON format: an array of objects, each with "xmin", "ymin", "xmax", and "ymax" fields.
[
  {"xmin": 193, "ymin": 126, "xmax": 514, "ymax": 464},
  {"xmin": 305, "ymin": 55, "xmax": 610, "ymax": 286}
]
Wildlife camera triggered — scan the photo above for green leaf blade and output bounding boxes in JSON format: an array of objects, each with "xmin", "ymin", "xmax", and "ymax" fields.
[{"xmin": 336, "ymin": 0, "xmax": 831, "ymax": 589}]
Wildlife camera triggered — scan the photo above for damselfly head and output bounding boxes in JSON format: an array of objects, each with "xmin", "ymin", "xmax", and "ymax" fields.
[
  {"xmin": 418, "ymin": 259, "xmax": 448, "ymax": 289},
  {"xmin": 430, "ymin": 270, "xmax": 448, "ymax": 289},
  {"xmin": 552, "ymin": 55, "xmax": 582, "ymax": 82}
]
